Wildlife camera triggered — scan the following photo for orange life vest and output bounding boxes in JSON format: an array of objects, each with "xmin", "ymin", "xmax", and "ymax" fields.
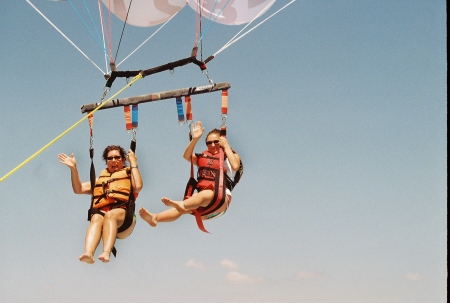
[{"xmin": 92, "ymin": 168, "xmax": 131, "ymax": 209}]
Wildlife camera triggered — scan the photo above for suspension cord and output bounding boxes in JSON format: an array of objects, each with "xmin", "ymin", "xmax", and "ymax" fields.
[
  {"xmin": 116, "ymin": 11, "xmax": 180, "ymax": 69},
  {"xmin": 114, "ymin": 0, "xmax": 134, "ymax": 63},
  {"xmin": 98, "ymin": 0, "xmax": 109, "ymax": 74},
  {"xmin": 214, "ymin": 0, "xmax": 295, "ymax": 57},
  {"xmin": 26, "ymin": 0, "xmax": 105, "ymax": 75},
  {"xmin": 197, "ymin": 0, "xmax": 232, "ymax": 44},
  {"xmin": 66, "ymin": 0, "xmax": 108, "ymax": 56}
]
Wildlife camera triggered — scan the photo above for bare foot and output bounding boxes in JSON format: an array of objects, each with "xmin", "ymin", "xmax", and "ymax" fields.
[
  {"xmin": 98, "ymin": 251, "xmax": 110, "ymax": 263},
  {"xmin": 79, "ymin": 253, "xmax": 95, "ymax": 264},
  {"xmin": 161, "ymin": 197, "xmax": 185, "ymax": 212},
  {"xmin": 139, "ymin": 207, "xmax": 157, "ymax": 227}
]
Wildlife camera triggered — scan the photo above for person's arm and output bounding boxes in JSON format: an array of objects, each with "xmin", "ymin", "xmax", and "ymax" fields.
[
  {"xmin": 183, "ymin": 121, "xmax": 204, "ymax": 165},
  {"xmin": 127, "ymin": 150, "xmax": 143, "ymax": 193},
  {"xmin": 58, "ymin": 153, "xmax": 91, "ymax": 194},
  {"xmin": 219, "ymin": 137, "xmax": 241, "ymax": 171}
]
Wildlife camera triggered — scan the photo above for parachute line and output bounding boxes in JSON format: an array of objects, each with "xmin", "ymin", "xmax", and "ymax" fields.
[
  {"xmin": 67, "ymin": 0, "xmax": 108, "ymax": 57},
  {"xmin": 114, "ymin": 0, "xmax": 134, "ymax": 63},
  {"xmin": 84, "ymin": 0, "xmax": 103, "ymax": 44},
  {"xmin": 98, "ymin": 0, "xmax": 109, "ymax": 74},
  {"xmin": 116, "ymin": 10, "xmax": 181, "ymax": 68},
  {"xmin": 214, "ymin": 0, "xmax": 296, "ymax": 57},
  {"xmin": 198, "ymin": 0, "xmax": 232, "ymax": 44},
  {"xmin": 26, "ymin": 0, "xmax": 105, "ymax": 75}
]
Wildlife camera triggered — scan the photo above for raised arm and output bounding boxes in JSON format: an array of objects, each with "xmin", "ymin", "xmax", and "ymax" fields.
[
  {"xmin": 58, "ymin": 153, "xmax": 92, "ymax": 194},
  {"xmin": 183, "ymin": 121, "xmax": 204, "ymax": 165},
  {"xmin": 219, "ymin": 137, "xmax": 241, "ymax": 172},
  {"xmin": 127, "ymin": 150, "xmax": 143, "ymax": 193}
]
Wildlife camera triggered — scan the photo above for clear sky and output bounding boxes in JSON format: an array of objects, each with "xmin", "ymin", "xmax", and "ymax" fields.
[{"xmin": 0, "ymin": 1, "xmax": 447, "ymax": 302}]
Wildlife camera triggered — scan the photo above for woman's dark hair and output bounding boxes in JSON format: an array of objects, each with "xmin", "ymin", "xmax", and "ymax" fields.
[
  {"xmin": 205, "ymin": 128, "xmax": 221, "ymax": 144},
  {"xmin": 102, "ymin": 145, "xmax": 127, "ymax": 164}
]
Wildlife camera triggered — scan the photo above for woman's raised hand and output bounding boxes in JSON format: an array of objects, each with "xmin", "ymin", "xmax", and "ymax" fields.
[
  {"xmin": 58, "ymin": 153, "xmax": 77, "ymax": 169},
  {"xmin": 191, "ymin": 121, "xmax": 204, "ymax": 139}
]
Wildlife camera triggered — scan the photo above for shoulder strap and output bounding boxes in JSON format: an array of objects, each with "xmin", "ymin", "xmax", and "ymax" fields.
[
  {"xmin": 193, "ymin": 148, "xmax": 227, "ymax": 233},
  {"xmin": 87, "ymin": 146, "xmax": 96, "ymax": 221}
]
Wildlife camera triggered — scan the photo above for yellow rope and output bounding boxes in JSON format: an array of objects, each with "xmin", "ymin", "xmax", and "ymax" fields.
[{"xmin": 0, "ymin": 74, "xmax": 143, "ymax": 183}]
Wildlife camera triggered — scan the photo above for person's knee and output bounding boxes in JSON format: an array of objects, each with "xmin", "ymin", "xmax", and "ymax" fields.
[
  {"xmin": 103, "ymin": 211, "xmax": 115, "ymax": 221},
  {"xmin": 90, "ymin": 214, "xmax": 104, "ymax": 224}
]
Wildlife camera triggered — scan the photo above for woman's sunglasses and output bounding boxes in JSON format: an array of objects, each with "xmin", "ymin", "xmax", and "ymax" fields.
[
  {"xmin": 206, "ymin": 140, "xmax": 220, "ymax": 145},
  {"xmin": 106, "ymin": 156, "xmax": 122, "ymax": 161}
]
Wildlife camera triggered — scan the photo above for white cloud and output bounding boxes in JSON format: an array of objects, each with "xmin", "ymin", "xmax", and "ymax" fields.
[
  {"xmin": 298, "ymin": 270, "xmax": 324, "ymax": 280},
  {"xmin": 185, "ymin": 259, "xmax": 210, "ymax": 270},
  {"xmin": 405, "ymin": 273, "xmax": 424, "ymax": 281},
  {"xmin": 226, "ymin": 271, "xmax": 259, "ymax": 284},
  {"xmin": 220, "ymin": 259, "xmax": 239, "ymax": 270},
  {"xmin": 43, "ymin": 285, "xmax": 52, "ymax": 291}
]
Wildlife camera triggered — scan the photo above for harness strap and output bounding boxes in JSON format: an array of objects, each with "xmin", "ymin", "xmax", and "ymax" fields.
[
  {"xmin": 197, "ymin": 149, "xmax": 226, "ymax": 216},
  {"xmin": 124, "ymin": 106, "xmax": 132, "ymax": 131},
  {"xmin": 132, "ymin": 105, "xmax": 138, "ymax": 129},
  {"xmin": 88, "ymin": 112, "xmax": 96, "ymax": 221},
  {"xmin": 192, "ymin": 209, "xmax": 209, "ymax": 233},
  {"xmin": 176, "ymin": 97, "xmax": 185, "ymax": 125},
  {"xmin": 192, "ymin": 148, "xmax": 227, "ymax": 233}
]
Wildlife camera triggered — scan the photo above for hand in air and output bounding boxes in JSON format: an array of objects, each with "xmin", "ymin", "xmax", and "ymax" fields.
[
  {"xmin": 191, "ymin": 121, "xmax": 204, "ymax": 139},
  {"xmin": 127, "ymin": 150, "xmax": 138, "ymax": 166},
  {"xmin": 58, "ymin": 153, "xmax": 77, "ymax": 169}
]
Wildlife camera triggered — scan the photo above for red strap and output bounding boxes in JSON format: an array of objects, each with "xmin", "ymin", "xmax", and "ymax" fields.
[
  {"xmin": 192, "ymin": 148, "xmax": 225, "ymax": 233},
  {"xmin": 192, "ymin": 209, "xmax": 209, "ymax": 233},
  {"xmin": 221, "ymin": 90, "xmax": 228, "ymax": 115},
  {"xmin": 185, "ymin": 96, "xmax": 192, "ymax": 121},
  {"xmin": 215, "ymin": 148, "xmax": 225, "ymax": 206}
]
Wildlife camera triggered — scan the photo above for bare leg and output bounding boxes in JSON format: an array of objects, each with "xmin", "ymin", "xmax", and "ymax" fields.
[
  {"xmin": 161, "ymin": 190, "xmax": 214, "ymax": 212},
  {"xmin": 80, "ymin": 214, "xmax": 104, "ymax": 264},
  {"xmin": 139, "ymin": 207, "xmax": 188, "ymax": 227},
  {"xmin": 99, "ymin": 208, "xmax": 125, "ymax": 263}
]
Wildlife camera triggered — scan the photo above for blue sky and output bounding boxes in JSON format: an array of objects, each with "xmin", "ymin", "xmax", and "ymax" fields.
[{"xmin": 0, "ymin": 1, "xmax": 447, "ymax": 302}]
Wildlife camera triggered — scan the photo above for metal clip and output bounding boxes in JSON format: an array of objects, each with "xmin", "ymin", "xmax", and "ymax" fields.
[
  {"xmin": 221, "ymin": 115, "xmax": 227, "ymax": 127},
  {"xmin": 101, "ymin": 87, "xmax": 110, "ymax": 101},
  {"xmin": 202, "ymin": 68, "xmax": 214, "ymax": 85}
]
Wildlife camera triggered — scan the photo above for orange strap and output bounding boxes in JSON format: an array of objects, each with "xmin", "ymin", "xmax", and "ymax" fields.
[
  {"xmin": 185, "ymin": 95, "xmax": 192, "ymax": 121},
  {"xmin": 221, "ymin": 90, "xmax": 228, "ymax": 115},
  {"xmin": 124, "ymin": 105, "xmax": 132, "ymax": 131},
  {"xmin": 88, "ymin": 112, "xmax": 94, "ymax": 137}
]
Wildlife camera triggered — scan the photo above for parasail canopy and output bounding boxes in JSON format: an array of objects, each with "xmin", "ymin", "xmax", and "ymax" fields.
[
  {"xmin": 187, "ymin": 0, "xmax": 275, "ymax": 25},
  {"xmin": 102, "ymin": 0, "xmax": 277, "ymax": 27},
  {"xmin": 101, "ymin": 0, "xmax": 186, "ymax": 27}
]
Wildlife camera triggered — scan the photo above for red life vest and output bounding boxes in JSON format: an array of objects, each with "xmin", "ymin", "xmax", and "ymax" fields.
[
  {"xmin": 196, "ymin": 150, "xmax": 225, "ymax": 191},
  {"xmin": 194, "ymin": 149, "xmax": 227, "ymax": 217},
  {"xmin": 185, "ymin": 149, "xmax": 243, "ymax": 233},
  {"xmin": 196, "ymin": 149, "xmax": 243, "ymax": 192}
]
